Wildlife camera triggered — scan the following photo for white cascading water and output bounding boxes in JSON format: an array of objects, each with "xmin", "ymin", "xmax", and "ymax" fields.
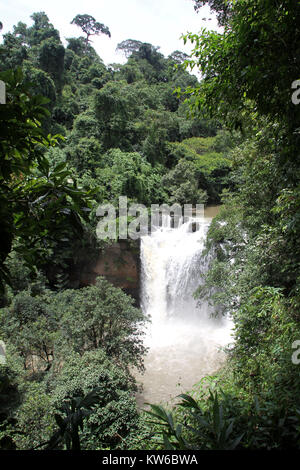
[{"xmin": 136, "ymin": 208, "xmax": 233, "ymax": 406}]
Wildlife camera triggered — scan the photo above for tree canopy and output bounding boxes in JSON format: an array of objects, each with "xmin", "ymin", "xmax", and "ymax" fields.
[{"xmin": 71, "ymin": 14, "xmax": 111, "ymax": 50}]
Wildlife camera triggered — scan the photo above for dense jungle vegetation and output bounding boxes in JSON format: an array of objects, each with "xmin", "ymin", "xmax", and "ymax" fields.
[{"xmin": 1, "ymin": 0, "xmax": 300, "ymax": 451}]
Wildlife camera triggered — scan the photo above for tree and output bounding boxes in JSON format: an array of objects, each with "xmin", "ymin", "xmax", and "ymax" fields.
[
  {"xmin": 116, "ymin": 39, "xmax": 143, "ymax": 58},
  {"xmin": 193, "ymin": 0, "xmax": 233, "ymax": 26},
  {"xmin": 183, "ymin": 1, "xmax": 300, "ymax": 135},
  {"xmin": 162, "ymin": 159, "xmax": 208, "ymax": 205},
  {"xmin": 46, "ymin": 389, "xmax": 101, "ymax": 450},
  {"xmin": 0, "ymin": 289, "xmax": 59, "ymax": 371},
  {"xmin": 95, "ymin": 149, "xmax": 165, "ymax": 206},
  {"xmin": 0, "ymin": 68, "xmax": 94, "ymax": 295},
  {"xmin": 27, "ymin": 12, "xmax": 60, "ymax": 46},
  {"xmin": 130, "ymin": 43, "xmax": 168, "ymax": 83},
  {"xmin": 37, "ymin": 38, "xmax": 65, "ymax": 92},
  {"xmin": 168, "ymin": 50, "xmax": 190, "ymax": 65},
  {"xmin": 49, "ymin": 349, "xmax": 141, "ymax": 450},
  {"xmin": 171, "ymin": 0, "xmax": 300, "ymax": 451},
  {"xmin": 57, "ymin": 277, "xmax": 147, "ymax": 372},
  {"xmin": 71, "ymin": 14, "xmax": 111, "ymax": 51},
  {"xmin": 93, "ymin": 81, "xmax": 132, "ymax": 150},
  {"xmin": 0, "ymin": 277, "xmax": 147, "ymax": 450},
  {"xmin": 23, "ymin": 65, "xmax": 57, "ymax": 110},
  {"xmin": 181, "ymin": 1, "xmax": 300, "ymax": 289},
  {"xmin": 0, "ymin": 32, "xmax": 28, "ymax": 70}
]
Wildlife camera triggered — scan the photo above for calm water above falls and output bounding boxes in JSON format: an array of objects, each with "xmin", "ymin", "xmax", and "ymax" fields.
[{"xmin": 136, "ymin": 206, "xmax": 233, "ymax": 407}]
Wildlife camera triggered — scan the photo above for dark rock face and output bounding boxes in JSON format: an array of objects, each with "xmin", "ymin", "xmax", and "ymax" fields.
[{"xmin": 71, "ymin": 240, "xmax": 141, "ymax": 305}]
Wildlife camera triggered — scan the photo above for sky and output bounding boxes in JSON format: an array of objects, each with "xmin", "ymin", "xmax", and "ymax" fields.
[{"xmin": 0, "ymin": 0, "xmax": 219, "ymax": 66}]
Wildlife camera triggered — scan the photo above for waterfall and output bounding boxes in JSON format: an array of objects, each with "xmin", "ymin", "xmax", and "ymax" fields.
[{"xmin": 137, "ymin": 209, "xmax": 233, "ymax": 405}]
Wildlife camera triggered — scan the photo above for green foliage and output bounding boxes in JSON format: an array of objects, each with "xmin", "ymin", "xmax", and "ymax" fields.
[
  {"xmin": 193, "ymin": 0, "xmax": 233, "ymax": 26},
  {"xmin": 49, "ymin": 349, "xmax": 141, "ymax": 449},
  {"xmin": 13, "ymin": 382, "xmax": 55, "ymax": 450},
  {"xmin": 0, "ymin": 277, "xmax": 147, "ymax": 449},
  {"xmin": 27, "ymin": 12, "xmax": 60, "ymax": 46},
  {"xmin": 0, "ymin": 10, "xmax": 238, "ymax": 452},
  {"xmin": 0, "ymin": 277, "xmax": 147, "ymax": 373},
  {"xmin": 147, "ymin": 360, "xmax": 300, "ymax": 451},
  {"xmin": 116, "ymin": 39, "xmax": 143, "ymax": 59},
  {"xmin": 46, "ymin": 388, "xmax": 101, "ymax": 450},
  {"xmin": 93, "ymin": 81, "xmax": 132, "ymax": 150},
  {"xmin": 145, "ymin": 390, "xmax": 243, "ymax": 450},
  {"xmin": 95, "ymin": 149, "xmax": 166, "ymax": 205},
  {"xmin": 0, "ymin": 32, "xmax": 28, "ymax": 70},
  {"xmin": 56, "ymin": 277, "xmax": 147, "ymax": 371},
  {"xmin": 0, "ymin": 68, "xmax": 95, "ymax": 293},
  {"xmin": 164, "ymin": 134, "xmax": 235, "ymax": 203},
  {"xmin": 0, "ymin": 68, "xmax": 51, "ymax": 180},
  {"xmin": 37, "ymin": 38, "xmax": 65, "ymax": 92},
  {"xmin": 162, "ymin": 159, "xmax": 208, "ymax": 205},
  {"xmin": 66, "ymin": 136, "xmax": 102, "ymax": 175},
  {"xmin": 0, "ymin": 289, "xmax": 58, "ymax": 371},
  {"xmin": 23, "ymin": 65, "xmax": 57, "ymax": 110},
  {"xmin": 182, "ymin": 0, "xmax": 300, "ymax": 140},
  {"xmin": 71, "ymin": 14, "xmax": 111, "ymax": 50},
  {"xmin": 0, "ymin": 67, "xmax": 50, "ymax": 289},
  {"xmin": 116, "ymin": 0, "xmax": 300, "ymax": 453},
  {"xmin": 1, "ymin": 11, "xmax": 226, "ymax": 214}
]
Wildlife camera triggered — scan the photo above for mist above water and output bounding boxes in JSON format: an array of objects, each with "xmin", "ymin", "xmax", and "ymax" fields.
[{"xmin": 136, "ymin": 206, "xmax": 233, "ymax": 406}]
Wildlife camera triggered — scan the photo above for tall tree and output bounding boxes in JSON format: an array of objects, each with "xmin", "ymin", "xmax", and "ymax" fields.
[
  {"xmin": 71, "ymin": 14, "xmax": 111, "ymax": 51},
  {"xmin": 27, "ymin": 12, "xmax": 60, "ymax": 46},
  {"xmin": 116, "ymin": 39, "xmax": 143, "ymax": 58}
]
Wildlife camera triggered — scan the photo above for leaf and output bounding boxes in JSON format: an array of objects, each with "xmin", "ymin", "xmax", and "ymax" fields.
[
  {"xmin": 177, "ymin": 393, "xmax": 201, "ymax": 411},
  {"xmin": 65, "ymin": 432, "xmax": 71, "ymax": 450},
  {"xmin": 162, "ymin": 432, "xmax": 175, "ymax": 450},
  {"xmin": 53, "ymin": 162, "xmax": 67, "ymax": 173},
  {"xmin": 80, "ymin": 388, "xmax": 101, "ymax": 408},
  {"xmin": 228, "ymin": 433, "xmax": 244, "ymax": 450},
  {"xmin": 145, "ymin": 404, "xmax": 170, "ymax": 424},
  {"xmin": 54, "ymin": 413, "xmax": 66, "ymax": 431}
]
